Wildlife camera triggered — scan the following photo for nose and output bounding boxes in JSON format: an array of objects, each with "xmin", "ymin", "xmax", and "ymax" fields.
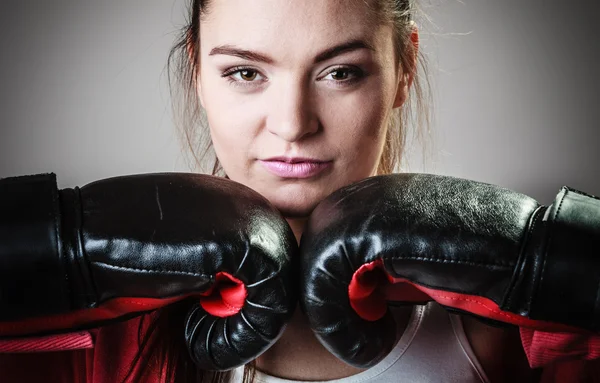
[{"xmin": 267, "ymin": 78, "xmax": 319, "ymax": 142}]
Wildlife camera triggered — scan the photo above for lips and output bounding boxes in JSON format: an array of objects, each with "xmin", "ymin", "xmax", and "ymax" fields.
[{"xmin": 259, "ymin": 157, "xmax": 332, "ymax": 179}]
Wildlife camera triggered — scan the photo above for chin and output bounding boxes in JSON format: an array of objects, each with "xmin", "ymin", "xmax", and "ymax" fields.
[
  {"xmin": 267, "ymin": 194, "xmax": 320, "ymax": 218},
  {"xmin": 274, "ymin": 203, "xmax": 317, "ymax": 219},
  {"xmin": 257, "ymin": 183, "xmax": 329, "ymax": 219}
]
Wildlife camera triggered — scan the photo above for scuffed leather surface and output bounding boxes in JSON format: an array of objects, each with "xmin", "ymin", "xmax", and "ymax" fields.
[
  {"xmin": 0, "ymin": 172, "xmax": 297, "ymax": 371},
  {"xmin": 300, "ymin": 173, "xmax": 599, "ymax": 368}
]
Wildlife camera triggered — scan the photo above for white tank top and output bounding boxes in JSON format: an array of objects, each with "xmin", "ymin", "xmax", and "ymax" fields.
[{"xmin": 231, "ymin": 302, "xmax": 490, "ymax": 383}]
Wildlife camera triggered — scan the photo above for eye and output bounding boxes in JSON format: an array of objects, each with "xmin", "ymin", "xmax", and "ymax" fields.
[
  {"xmin": 237, "ymin": 69, "xmax": 258, "ymax": 81},
  {"xmin": 327, "ymin": 69, "xmax": 351, "ymax": 81},
  {"xmin": 222, "ymin": 66, "xmax": 266, "ymax": 87},
  {"xmin": 320, "ymin": 66, "xmax": 364, "ymax": 86}
]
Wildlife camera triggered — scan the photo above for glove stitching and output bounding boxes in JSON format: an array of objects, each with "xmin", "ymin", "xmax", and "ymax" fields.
[
  {"xmin": 92, "ymin": 261, "xmax": 210, "ymax": 277},
  {"xmin": 388, "ymin": 256, "xmax": 513, "ymax": 269},
  {"xmin": 341, "ymin": 241, "xmax": 357, "ymax": 272},
  {"xmin": 428, "ymin": 292, "xmax": 517, "ymax": 321},
  {"xmin": 204, "ymin": 319, "xmax": 218, "ymax": 366},
  {"xmin": 239, "ymin": 310, "xmax": 271, "ymax": 341},
  {"xmin": 234, "ymin": 236, "xmax": 251, "ymax": 277},
  {"xmin": 245, "ymin": 299, "xmax": 289, "ymax": 314},
  {"xmin": 246, "ymin": 271, "xmax": 278, "ymax": 288},
  {"xmin": 185, "ymin": 307, "xmax": 206, "ymax": 366},
  {"xmin": 216, "ymin": 300, "xmax": 241, "ymax": 313},
  {"xmin": 566, "ymin": 186, "xmax": 600, "ymax": 200}
]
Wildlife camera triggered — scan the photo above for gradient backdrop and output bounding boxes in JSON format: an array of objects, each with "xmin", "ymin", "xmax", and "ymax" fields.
[{"xmin": 0, "ymin": 0, "xmax": 598, "ymax": 204}]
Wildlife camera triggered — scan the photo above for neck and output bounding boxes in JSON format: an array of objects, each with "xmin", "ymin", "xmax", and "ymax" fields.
[
  {"xmin": 255, "ymin": 305, "xmax": 366, "ymax": 380},
  {"xmin": 286, "ymin": 217, "xmax": 307, "ymax": 243}
]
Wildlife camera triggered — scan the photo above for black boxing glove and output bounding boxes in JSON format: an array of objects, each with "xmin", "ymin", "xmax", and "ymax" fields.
[
  {"xmin": 0, "ymin": 172, "xmax": 297, "ymax": 370},
  {"xmin": 300, "ymin": 173, "xmax": 599, "ymax": 368}
]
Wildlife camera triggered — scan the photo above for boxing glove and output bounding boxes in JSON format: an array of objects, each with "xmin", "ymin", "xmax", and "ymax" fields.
[
  {"xmin": 300, "ymin": 173, "xmax": 599, "ymax": 368},
  {"xmin": 0, "ymin": 172, "xmax": 297, "ymax": 370}
]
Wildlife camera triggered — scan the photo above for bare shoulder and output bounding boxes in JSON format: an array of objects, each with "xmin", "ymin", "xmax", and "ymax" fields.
[{"xmin": 460, "ymin": 315, "xmax": 542, "ymax": 383}]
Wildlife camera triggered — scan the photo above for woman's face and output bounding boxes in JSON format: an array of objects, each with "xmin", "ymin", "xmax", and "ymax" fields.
[{"xmin": 198, "ymin": 0, "xmax": 411, "ymax": 217}]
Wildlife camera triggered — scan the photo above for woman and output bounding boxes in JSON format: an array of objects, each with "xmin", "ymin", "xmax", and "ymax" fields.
[
  {"xmin": 153, "ymin": 0, "xmax": 537, "ymax": 382},
  {"xmin": 0, "ymin": 0, "xmax": 586, "ymax": 382}
]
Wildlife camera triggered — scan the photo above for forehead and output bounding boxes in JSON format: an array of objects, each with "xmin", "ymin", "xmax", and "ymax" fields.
[{"xmin": 199, "ymin": 0, "xmax": 390, "ymax": 60}]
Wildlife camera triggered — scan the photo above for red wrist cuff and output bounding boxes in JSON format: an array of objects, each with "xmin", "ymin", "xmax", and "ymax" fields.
[
  {"xmin": 0, "ymin": 331, "xmax": 94, "ymax": 353},
  {"xmin": 520, "ymin": 327, "xmax": 600, "ymax": 368}
]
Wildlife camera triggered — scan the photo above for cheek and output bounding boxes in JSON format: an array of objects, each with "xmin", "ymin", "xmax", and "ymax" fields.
[
  {"xmin": 322, "ymin": 85, "xmax": 391, "ymax": 168},
  {"xmin": 207, "ymin": 113, "xmax": 252, "ymax": 175},
  {"xmin": 201, "ymin": 81, "xmax": 261, "ymax": 174}
]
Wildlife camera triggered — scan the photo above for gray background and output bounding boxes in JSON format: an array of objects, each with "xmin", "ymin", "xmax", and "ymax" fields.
[{"xmin": 0, "ymin": 0, "xmax": 598, "ymax": 204}]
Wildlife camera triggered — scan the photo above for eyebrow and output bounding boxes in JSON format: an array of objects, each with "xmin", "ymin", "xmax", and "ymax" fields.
[{"xmin": 208, "ymin": 39, "xmax": 375, "ymax": 65}]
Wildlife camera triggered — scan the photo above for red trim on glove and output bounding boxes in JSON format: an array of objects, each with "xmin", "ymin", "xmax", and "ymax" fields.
[
  {"xmin": 0, "ymin": 272, "xmax": 247, "ymax": 337},
  {"xmin": 349, "ymin": 260, "xmax": 430, "ymax": 321},
  {"xmin": 349, "ymin": 260, "xmax": 582, "ymax": 333},
  {"xmin": 198, "ymin": 272, "xmax": 247, "ymax": 318},
  {"xmin": 350, "ymin": 260, "xmax": 600, "ymax": 372}
]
